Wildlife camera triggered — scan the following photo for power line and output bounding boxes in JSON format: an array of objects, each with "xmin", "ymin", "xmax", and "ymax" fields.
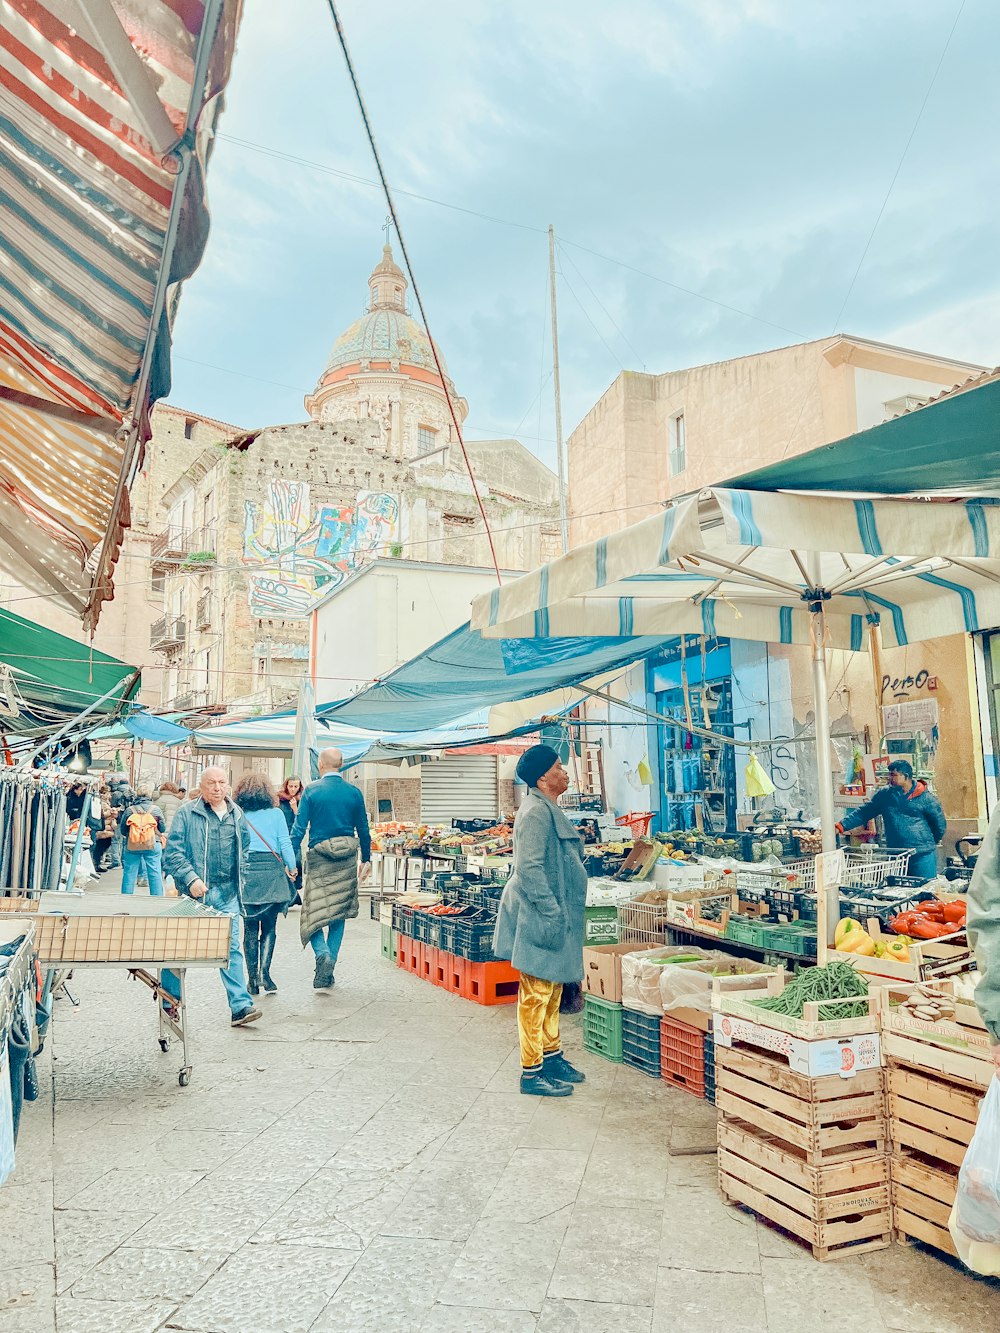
[
  {"xmin": 558, "ymin": 242, "xmax": 648, "ymax": 369},
  {"xmin": 557, "ymin": 259, "xmax": 625, "ymax": 370},
  {"xmin": 323, "ymin": 3, "xmax": 501, "ymax": 580},
  {"xmin": 833, "ymin": 0, "xmax": 967, "ymax": 330},
  {"xmin": 215, "ymin": 132, "xmax": 804, "ymax": 339}
]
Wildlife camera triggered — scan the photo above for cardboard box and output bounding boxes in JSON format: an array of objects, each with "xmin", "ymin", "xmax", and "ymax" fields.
[
  {"xmin": 712, "ymin": 1012, "xmax": 881, "ymax": 1079},
  {"xmin": 582, "ymin": 942, "xmax": 638, "ymax": 1003},
  {"xmin": 584, "ymin": 905, "xmax": 619, "ymax": 944},
  {"xmin": 667, "ymin": 1005, "xmax": 713, "ymax": 1033}
]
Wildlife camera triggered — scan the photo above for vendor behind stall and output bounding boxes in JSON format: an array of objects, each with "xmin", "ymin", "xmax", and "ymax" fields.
[{"xmin": 835, "ymin": 759, "xmax": 946, "ymax": 879}]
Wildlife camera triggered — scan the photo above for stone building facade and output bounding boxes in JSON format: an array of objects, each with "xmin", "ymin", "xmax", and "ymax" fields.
[{"xmin": 151, "ymin": 245, "xmax": 560, "ymax": 715}]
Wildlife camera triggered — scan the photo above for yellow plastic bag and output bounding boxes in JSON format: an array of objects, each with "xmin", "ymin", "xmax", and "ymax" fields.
[
  {"xmin": 744, "ymin": 751, "xmax": 775, "ymax": 799},
  {"xmin": 637, "ymin": 755, "xmax": 653, "ymax": 787}
]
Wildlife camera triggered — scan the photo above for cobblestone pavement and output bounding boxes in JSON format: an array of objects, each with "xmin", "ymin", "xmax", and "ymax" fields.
[{"xmin": 3, "ymin": 878, "xmax": 1000, "ymax": 1332}]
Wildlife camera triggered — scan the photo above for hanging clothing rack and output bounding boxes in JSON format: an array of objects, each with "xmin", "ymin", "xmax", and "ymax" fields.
[{"xmin": 0, "ymin": 771, "xmax": 68, "ymax": 894}]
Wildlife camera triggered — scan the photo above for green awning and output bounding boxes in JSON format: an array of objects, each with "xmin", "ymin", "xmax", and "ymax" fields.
[
  {"xmin": 728, "ymin": 374, "xmax": 1000, "ymax": 494},
  {"xmin": 0, "ymin": 607, "xmax": 139, "ymax": 736}
]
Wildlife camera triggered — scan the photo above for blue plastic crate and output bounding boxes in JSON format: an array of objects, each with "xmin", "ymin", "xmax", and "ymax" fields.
[{"xmin": 621, "ymin": 1007, "xmax": 662, "ymax": 1078}]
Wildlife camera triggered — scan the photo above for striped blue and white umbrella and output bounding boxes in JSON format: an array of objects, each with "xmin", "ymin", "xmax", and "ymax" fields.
[
  {"xmin": 472, "ymin": 489, "xmax": 1000, "ymax": 649},
  {"xmin": 471, "ymin": 487, "xmax": 1000, "ymax": 933}
]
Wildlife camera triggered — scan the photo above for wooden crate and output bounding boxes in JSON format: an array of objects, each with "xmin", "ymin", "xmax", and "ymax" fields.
[
  {"xmin": 882, "ymin": 1030, "xmax": 993, "ymax": 1092},
  {"xmin": 719, "ymin": 1120, "xmax": 891, "ymax": 1261},
  {"xmin": 716, "ymin": 1046, "xmax": 885, "ymax": 1165},
  {"xmin": 887, "ymin": 1062, "xmax": 982, "ymax": 1169},
  {"xmin": 829, "ymin": 922, "xmax": 972, "ymax": 984},
  {"xmin": 714, "ymin": 974, "xmax": 879, "ymax": 1041},
  {"xmin": 891, "ymin": 1148, "xmax": 960, "ymax": 1258}
]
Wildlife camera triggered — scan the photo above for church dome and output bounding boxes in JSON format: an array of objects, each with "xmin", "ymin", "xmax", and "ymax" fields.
[
  {"xmin": 324, "ymin": 306, "xmax": 442, "ymax": 378},
  {"xmin": 317, "ymin": 243, "xmax": 454, "ymax": 387}
]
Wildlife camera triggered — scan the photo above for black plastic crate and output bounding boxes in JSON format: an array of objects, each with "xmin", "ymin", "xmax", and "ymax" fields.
[
  {"xmin": 393, "ymin": 903, "xmax": 418, "ymax": 938},
  {"xmin": 451, "ymin": 915, "xmax": 499, "ymax": 962}
]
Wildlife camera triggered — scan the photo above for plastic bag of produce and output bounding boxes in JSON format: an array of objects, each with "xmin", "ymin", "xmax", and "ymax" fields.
[{"xmin": 949, "ymin": 1078, "xmax": 1000, "ymax": 1275}]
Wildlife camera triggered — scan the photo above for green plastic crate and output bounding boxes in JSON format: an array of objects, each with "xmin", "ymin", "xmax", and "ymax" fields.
[
  {"xmin": 583, "ymin": 994, "xmax": 624, "ymax": 1062},
  {"xmin": 584, "ymin": 905, "xmax": 619, "ymax": 944},
  {"xmin": 380, "ymin": 923, "xmax": 398, "ymax": 962}
]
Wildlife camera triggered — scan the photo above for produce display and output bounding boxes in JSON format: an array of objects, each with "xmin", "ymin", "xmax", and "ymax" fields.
[
  {"xmin": 750, "ymin": 962, "xmax": 871, "ymax": 1020},
  {"xmin": 899, "ymin": 982, "xmax": 957, "ymax": 1023},
  {"xmin": 836, "ymin": 917, "xmax": 911, "ymax": 962},
  {"xmin": 889, "ymin": 898, "xmax": 967, "ymax": 939}
]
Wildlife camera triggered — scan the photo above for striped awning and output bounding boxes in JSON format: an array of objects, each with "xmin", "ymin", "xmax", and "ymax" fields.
[
  {"xmin": 0, "ymin": 0, "xmax": 242, "ymax": 624},
  {"xmin": 471, "ymin": 489, "xmax": 1000, "ymax": 650}
]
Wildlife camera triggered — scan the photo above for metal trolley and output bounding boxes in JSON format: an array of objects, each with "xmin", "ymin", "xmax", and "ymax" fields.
[{"xmin": 5, "ymin": 894, "xmax": 230, "ymax": 1087}]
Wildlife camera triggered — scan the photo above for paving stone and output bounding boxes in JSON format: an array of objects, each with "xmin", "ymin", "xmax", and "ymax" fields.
[
  {"xmin": 380, "ymin": 1152, "xmax": 510, "ymax": 1242},
  {"xmin": 56, "ymin": 1168, "xmax": 204, "ymax": 1214},
  {"xmin": 0, "ymin": 1180, "xmax": 55, "ymax": 1265},
  {"xmin": 69, "ymin": 1244, "xmax": 227, "ymax": 1301},
  {"xmin": 127, "ymin": 1171, "xmax": 305, "ymax": 1252},
  {"xmin": 170, "ymin": 1243, "xmax": 357, "ymax": 1333},
  {"xmin": 423, "ymin": 1305, "xmax": 538, "ymax": 1332},
  {"xmin": 53, "ymin": 1208, "xmax": 153, "ymax": 1295},
  {"xmin": 0, "ymin": 1261, "xmax": 55, "ymax": 1333},
  {"xmin": 653, "ymin": 1268, "xmax": 767, "ymax": 1332},
  {"xmin": 54, "ymin": 1296, "xmax": 178, "ymax": 1333},
  {"xmin": 438, "ymin": 1210, "xmax": 571, "ymax": 1313},
  {"xmin": 861, "ymin": 1243, "xmax": 1000, "ymax": 1331},
  {"xmin": 481, "ymin": 1148, "xmax": 589, "ymax": 1223},
  {"xmin": 759, "ymin": 1256, "xmax": 887, "ymax": 1333},
  {"xmin": 549, "ymin": 1204, "xmax": 661, "ymax": 1305},
  {"xmin": 251, "ymin": 1164, "xmax": 413, "ymax": 1249},
  {"xmin": 539, "ymin": 1297, "xmax": 653, "ymax": 1332},
  {"xmin": 312, "ymin": 1234, "xmax": 461, "ymax": 1330},
  {"xmin": 660, "ymin": 1192, "xmax": 761, "ymax": 1274}
]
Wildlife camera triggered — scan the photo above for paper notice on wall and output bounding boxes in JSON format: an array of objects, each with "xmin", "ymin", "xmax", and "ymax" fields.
[{"xmin": 883, "ymin": 698, "xmax": 939, "ymax": 734}]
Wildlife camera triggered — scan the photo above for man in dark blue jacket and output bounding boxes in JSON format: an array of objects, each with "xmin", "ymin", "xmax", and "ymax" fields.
[
  {"xmin": 291, "ymin": 749, "xmax": 371, "ymax": 989},
  {"xmin": 836, "ymin": 760, "xmax": 946, "ymax": 879}
]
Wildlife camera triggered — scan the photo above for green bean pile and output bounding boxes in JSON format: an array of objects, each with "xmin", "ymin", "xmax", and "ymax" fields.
[{"xmin": 750, "ymin": 963, "xmax": 870, "ymax": 1021}]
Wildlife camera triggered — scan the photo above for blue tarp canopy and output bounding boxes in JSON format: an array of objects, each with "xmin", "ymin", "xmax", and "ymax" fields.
[{"xmin": 318, "ymin": 624, "xmax": 671, "ymax": 732}]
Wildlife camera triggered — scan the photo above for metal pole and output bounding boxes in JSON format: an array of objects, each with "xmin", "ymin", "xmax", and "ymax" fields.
[
  {"xmin": 548, "ymin": 225, "xmax": 569, "ymax": 554},
  {"xmin": 18, "ymin": 670, "xmax": 141, "ymax": 771}
]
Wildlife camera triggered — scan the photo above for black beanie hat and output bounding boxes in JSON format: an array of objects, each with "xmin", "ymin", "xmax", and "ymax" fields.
[{"xmin": 516, "ymin": 744, "xmax": 560, "ymax": 788}]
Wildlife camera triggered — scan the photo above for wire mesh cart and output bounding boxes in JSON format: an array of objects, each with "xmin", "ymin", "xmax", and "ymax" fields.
[{"xmin": 4, "ymin": 894, "xmax": 230, "ymax": 1087}]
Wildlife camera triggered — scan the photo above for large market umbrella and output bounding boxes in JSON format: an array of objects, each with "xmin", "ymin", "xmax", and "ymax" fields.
[{"xmin": 471, "ymin": 487, "xmax": 1000, "ymax": 934}]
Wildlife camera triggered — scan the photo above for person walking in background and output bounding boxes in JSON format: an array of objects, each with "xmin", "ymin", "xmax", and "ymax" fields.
[
  {"xmin": 118, "ymin": 783, "xmax": 167, "ymax": 896},
  {"xmin": 106, "ymin": 775, "xmax": 133, "ymax": 870},
  {"xmin": 92, "ymin": 785, "xmax": 116, "ymax": 874},
  {"xmin": 278, "ymin": 776, "xmax": 305, "ymax": 907},
  {"xmin": 836, "ymin": 759, "xmax": 947, "ymax": 879},
  {"xmin": 493, "ymin": 745, "xmax": 588, "ymax": 1098},
  {"xmin": 290, "ymin": 750, "xmax": 371, "ymax": 990},
  {"xmin": 234, "ymin": 773, "xmax": 297, "ymax": 996},
  {"xmin": 164, "ymin": 767, "xmax": 260, "ymax": 1028},
  {"xmin": 155, "ymin": 781, "xmax": 184, "ymax": 832}
]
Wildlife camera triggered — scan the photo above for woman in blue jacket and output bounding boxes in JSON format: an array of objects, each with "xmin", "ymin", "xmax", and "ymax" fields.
[
  {"xmin": 493, "ymin": 745, "xmax": 588, "ymax": 1098},
  {"xmin": 234, "ymin": 773, "xmax": 297, "ymax": 995}
]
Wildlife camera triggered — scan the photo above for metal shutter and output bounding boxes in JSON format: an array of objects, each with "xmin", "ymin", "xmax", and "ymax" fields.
[{"xmin": 420, "ymin": 755, "xmax": 498, "ymax": 824}]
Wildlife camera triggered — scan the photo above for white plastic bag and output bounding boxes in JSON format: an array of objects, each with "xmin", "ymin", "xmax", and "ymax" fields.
[{"xmin": 949, "ymin": 1077, "xmax": 1000, "ymax": 1275}]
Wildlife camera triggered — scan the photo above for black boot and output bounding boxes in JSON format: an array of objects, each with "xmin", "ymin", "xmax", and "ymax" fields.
[
  {"xmin": 261, "ymin": 928, "xmax": 278, "ymax": 994},
  {"xmin": 244, "ymin": 928, "xmax": 260, "ymax": 996}
]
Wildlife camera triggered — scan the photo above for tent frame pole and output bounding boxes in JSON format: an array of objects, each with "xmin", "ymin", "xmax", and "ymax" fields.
[{"xmin": 807, "ymin": 562, "xmax": 838, "ymax": 945}]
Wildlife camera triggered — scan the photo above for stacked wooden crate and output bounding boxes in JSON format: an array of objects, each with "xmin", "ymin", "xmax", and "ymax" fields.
[
  {"xmin": 879, "ymin": 983, "xmax": 991, "ymax": 1257},
  {"xmin": 714, "ymin": 977, "xmax": 891, "ymax": 1261}
]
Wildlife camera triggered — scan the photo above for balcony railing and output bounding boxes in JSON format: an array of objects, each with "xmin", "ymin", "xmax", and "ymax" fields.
[
  {"xmin": 169, "ymin": 688, "xmax": 209, "ymax": 712},
  {"xmin": 150, "ymin": 615, "xmax": 186, "ymax": 652},
  {"xmin": 151, "ymin": 526, "xmax": 216, "ymax": 566}
]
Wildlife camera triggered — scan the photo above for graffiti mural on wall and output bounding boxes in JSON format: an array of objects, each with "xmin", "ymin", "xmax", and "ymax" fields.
[{"xmin": 243, "ymin": 482, "xmax": 401, "ymax": 617}]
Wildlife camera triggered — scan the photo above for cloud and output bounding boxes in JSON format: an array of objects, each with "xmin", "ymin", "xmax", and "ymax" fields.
[{"xmin": 170, "ymin": 0, "xmax": 1000, "ymax": 454}]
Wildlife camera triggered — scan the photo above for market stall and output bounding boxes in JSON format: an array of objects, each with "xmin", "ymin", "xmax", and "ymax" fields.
[
  {"xmin": 471, "ymin": 486, "xmax": 1000, "ymax": 941},
  {"xmin": 0, "ymin": 917, "xmax": 38, "ymax": 1187}
]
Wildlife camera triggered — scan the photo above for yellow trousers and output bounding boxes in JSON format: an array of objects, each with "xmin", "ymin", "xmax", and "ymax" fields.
[{"xmin": 517, "ymin": 973, "xmax": 563, "ymax": 1070}]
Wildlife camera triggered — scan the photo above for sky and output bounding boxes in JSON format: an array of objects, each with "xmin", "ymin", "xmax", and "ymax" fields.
[{"xmin": 168, "ymin": 0, "xmax": 1000, "ymax": 472}]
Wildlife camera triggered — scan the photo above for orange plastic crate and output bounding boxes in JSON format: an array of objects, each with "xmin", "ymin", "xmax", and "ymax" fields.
[{"xmin": 462, "ymin": 958, "xmax": 519, "ymax": 1006}]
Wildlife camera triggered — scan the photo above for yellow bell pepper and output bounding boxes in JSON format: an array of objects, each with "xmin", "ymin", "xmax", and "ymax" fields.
[
  {"xmin": 884, "ymin": 939, "xmax": 910, "ymax": 963},
  {"xmin": 838, "ymin": 929, "xmax": 876, "ymax": 956},
  {"xmin": 835, "ymin": 917, "xmax": 863, "ymax": 950}
]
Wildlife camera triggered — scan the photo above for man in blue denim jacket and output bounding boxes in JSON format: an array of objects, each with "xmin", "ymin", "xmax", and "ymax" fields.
[{"xmin": 164, "ymin": 767, "xmax": 260, "ymax": 1027}]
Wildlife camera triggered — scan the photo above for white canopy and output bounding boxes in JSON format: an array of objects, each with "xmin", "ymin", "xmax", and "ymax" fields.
[{"xmin": 471, "ymin": 489, "xmax": 1000, "ymax": 649}]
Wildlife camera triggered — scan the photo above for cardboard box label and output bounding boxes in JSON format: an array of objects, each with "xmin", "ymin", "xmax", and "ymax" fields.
[{"xmin": 713, "ymin": 1012, "xmax": 881, "ymax": 1079}]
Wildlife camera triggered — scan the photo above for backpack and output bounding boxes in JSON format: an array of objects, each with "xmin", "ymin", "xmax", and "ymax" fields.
[{"xmin": 126, "ymin": 809, "xmax": 158, "ymax": 853}]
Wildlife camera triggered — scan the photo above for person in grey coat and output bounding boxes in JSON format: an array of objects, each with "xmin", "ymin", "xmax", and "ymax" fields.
[
  {"xmin": 967, "ymin": 804, "xmax": 1000, "ymax": 1077},
  {"xmin": 493, "ymin": 744, "xmax": 588, "ymax": 1098}
]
